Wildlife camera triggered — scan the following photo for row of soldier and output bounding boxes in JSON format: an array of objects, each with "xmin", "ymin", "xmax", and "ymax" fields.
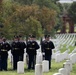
[{"xmin": 0, "ymin": 34, "xmax": 55, "ymax": 71}]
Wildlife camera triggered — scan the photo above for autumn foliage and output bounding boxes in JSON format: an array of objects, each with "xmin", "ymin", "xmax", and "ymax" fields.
[{"xmin": 0, "ymin": 0, "xmax": 58, "ymax": 38}]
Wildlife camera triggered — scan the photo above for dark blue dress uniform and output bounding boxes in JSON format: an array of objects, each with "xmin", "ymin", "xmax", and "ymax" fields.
[
  {"xmin": 18, "ymin": 35, "xmax": 26, "ymax": 61},
  {"xmin": 0, "ymin": 42, "xmax": 3, "ymax": 71},
  {"xmin": 26, "ymin": 40, "xmax": 40, "ymax": 69},
  {"xmin": 11, "ymin": 41, "xmax": 20, "ymax": 70},
  {"xmin": 42, "ymin": 35, "xmax": 55, "ymax": 69},
  {"xmin": 0, "ymin": 41, "xmax": 11, "ymax": 71},
  {"xmin": 18, "ymin": 41, "xmax": 26, "ymax": 61},
  {"xmin": 11, "ymin": 40, "xmax": 26, "ymax": 70}
]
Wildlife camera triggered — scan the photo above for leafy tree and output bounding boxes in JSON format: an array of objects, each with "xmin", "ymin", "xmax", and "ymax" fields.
[
  {"xmin": 5, "ymin": 5, "xmax": 42, "ymax": 38},
  {"xmin": 34, "ymin": 0, "xmax": 52, "ymax": 8},
  {"xmin": 51, "ymin": 0, "xmax": 59, "ymax": 4},
  {"xmin": 68, "ymin": 2, "xmax": 76, "ymax": 23},
  {"xmin": 34, "ymin": 0, "xmax": 59, "ymax": 11},
  {"xmin": 0, "ymin": 0, "xmax": 3, "ymax": 21},
  {"xmin": 1, "ymin": 0, "xmax": 61, "ymax": 38},
  {"xmin": 0, "ymin": 0, "xmax": 3, "ymax": 11},
  {"xmin": 12, "ymin": 0, "xmax": 34, "ymax": 5},
  {"xmin": 25, "ymin": 16, "xmax": 42, "ymax": 38},
  {"xmin": 13, "ymin": 0, "xmax": 60, "ymax": 12},
  {"xmin": 34, "ymin": 0, "xmax": 61, "ymax": 34},
  {"xmin": 0, "ymin": 0, "xmax": 20, "ymax": 38},
  {"xmin": 12, "ymin": 0, "xmax": 60, "ymax": 34},
  {"xmin": 0, "ymin": 0, "xmax": 4, "ymax": 36},
  {"xmin": 36, "ymin": 6, "xmax": 57, "ymax": 34},
  {"xmin": 5, "ymin": 4, "xmax": 57, "ymax": 37}
]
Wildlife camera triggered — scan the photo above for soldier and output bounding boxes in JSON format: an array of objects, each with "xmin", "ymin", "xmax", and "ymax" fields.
[
  {"xmin": 11, "ymin": 35, "xmax": 26, "ymax": 70},
  {"xmin": 26, "ymin": 35, "xmax": 40, "ymax": 69},
  {"xmin": 18, "ymin": 35, "xmax": 26, "ymax": 61},
  {"xmin": 11, "ymin": 36, "xmax": 20, "ymax": 70},
  {"xmin": 41, "ymin": 34, "xmax": 55, "ymax": 69},
  {"xmin": 0, "ymin": 37, "xmax": 3, "ymax": 71},
  {"xmin": 0, "ymin": 37, "xmax": 11, "ymax": 71}
]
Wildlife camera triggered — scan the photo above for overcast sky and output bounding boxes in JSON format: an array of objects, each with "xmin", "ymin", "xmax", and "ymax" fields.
[
  {"xmin": 59, "ymin": 0, "xmax": 76, "ymax": 3},
  {"xmin": 60, "ymin": 0, "xmax": 76, "ymax": 1}
]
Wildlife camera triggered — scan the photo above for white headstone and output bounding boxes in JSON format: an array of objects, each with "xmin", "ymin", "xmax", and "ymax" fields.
[
  {"xmin": 53, "ymin": 73, "xmax": 63, "ymax": 75},
  {"xmin": 42, "ymin": 60, "xmax": 49, "ymax": 72},
  {"xmin": 63, "ymin": 62, "xmax": 70, "ymax": 75},
  {"xmin": 55, "ymin": 53, "xmax": 61, "ymax": 62},
  {"xmin": 66, "ymin": 60, "xmax": 72, "ymax": 71},
  {"xmin": 62, "ymin": 51, "xmax": 69, "ymax": 60},
  {"xmin": 70, "ymin": 53, "xmax": 76, "ymax": 64},
  {"xmin": 17, "ymin": 61, "xmax": 24, "ymax": 74},
  {"xmin": 35, "ymin": 64, "xmax": 43, "ymax": 75},
  {"xmin": 36, "ymin": 51, "xmax": 43, "ymax": 64},
  {"xmin": 59, "ymin": 68, "xmax": 67, "ymax": 75}
]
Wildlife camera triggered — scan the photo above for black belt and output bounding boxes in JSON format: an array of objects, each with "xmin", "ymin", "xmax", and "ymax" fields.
[
  {"xmin": 45, "ymin": 48, "xmax": 51, "ymax": 50},
  {"xmin": 1, "ymin": 49, "xmax": 7, "ymax": 52},
  {"xmin": 14, "ymin": 48, "xmax": 19, "ymax": 50},
  {"xmin": 29, "ymin": 48, "xmax": 35, "ymax": 49}
]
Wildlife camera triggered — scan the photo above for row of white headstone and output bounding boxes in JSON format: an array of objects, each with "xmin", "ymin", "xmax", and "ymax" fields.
[
  {"xmin": 51, "ymin": 33, "xmax": 76, "ymax": 75},
  {"xmin": 35, "ymin": 52, "xmax": 76, "ymax": 75},
  {"xmin": 52, "ymin": 47, "xmax": 76, "ymax": 64},
  {"xmin": 52, "ymin": 49, "xmax": 68, "ymax": 60},
  {"xmin": 55, "ymin": 33, "xmax": 76, "ymax": 49},
  {"xmin": 52, "ymin": 34, "xmax": 76, "ymax": 75},
  {"xmin": 53, "ymin": 60, "xmax": 72, "ymax": 75}
]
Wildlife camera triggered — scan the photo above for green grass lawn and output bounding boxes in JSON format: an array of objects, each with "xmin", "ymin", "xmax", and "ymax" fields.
[
  {"xmin": 0, "ymin": 59, "xmax": 76, "ymax": 75},
  {"xmin": 59, "ymin": 45, "xmax": 76, "ymax": 53}
]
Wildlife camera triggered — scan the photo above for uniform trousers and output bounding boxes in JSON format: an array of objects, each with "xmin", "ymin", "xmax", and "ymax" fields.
[
  {"xmin": 45, "ymin": 55, "xmax": 51, "ymax": 69},
  {"xmin": 19, "ymin": 54, "xmax": 24, "ymax": 61},
  {"xmin": 13, "ymin": 55, "xmax": 19, "ymax": 70},
  {"xmin": 0, "ymin": 56, "xmax": 1, "ymax": 71},
  {"xmin": 1, "ymin": 56, "xmax": 8, "ymax": 71},
  {"xmin": 28, "ymin": 54, "xmax": 36, "ymax": 69}
]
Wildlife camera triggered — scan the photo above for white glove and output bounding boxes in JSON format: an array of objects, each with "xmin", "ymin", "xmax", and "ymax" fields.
[{"xmin": 42, "ymin": 52, "xmax": 45, "ymax": 55}]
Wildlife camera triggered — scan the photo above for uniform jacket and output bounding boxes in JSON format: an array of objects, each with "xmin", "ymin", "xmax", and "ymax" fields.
[
  {"xmin": 42, "ymin": 40, "xmax": 55, "ymax": 55},
  {"xmin": 11, "ymin": 41, "xmax": 26, "ymax": 55},
  {"xmin": 19, "ymin": 41, "xmax": 26, "ymax": 54},
  {"xmin": 26, "ymin": 41, "xmax": 40, "ymax": 55},
  {"xmin": 0, "ymin": 42, "xmax": 3, "ymax": 56},
  {"xmin": 0, "ymin": 42, "xmax": 11, "ymax": 57}
]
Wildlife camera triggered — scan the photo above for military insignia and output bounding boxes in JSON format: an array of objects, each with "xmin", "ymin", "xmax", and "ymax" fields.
[{"xmin": 32, "ymin": 43, "xmax": 35, "ymax": 45}]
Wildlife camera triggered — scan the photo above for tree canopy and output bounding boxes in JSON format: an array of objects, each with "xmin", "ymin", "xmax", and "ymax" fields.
[
  {"xmin": 0, "ymin": 0, "xmax": 60, "ymax": 38},
  {"xmin": 68, "ymin": 2, "xmax": 76, "ymax": 23}
]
